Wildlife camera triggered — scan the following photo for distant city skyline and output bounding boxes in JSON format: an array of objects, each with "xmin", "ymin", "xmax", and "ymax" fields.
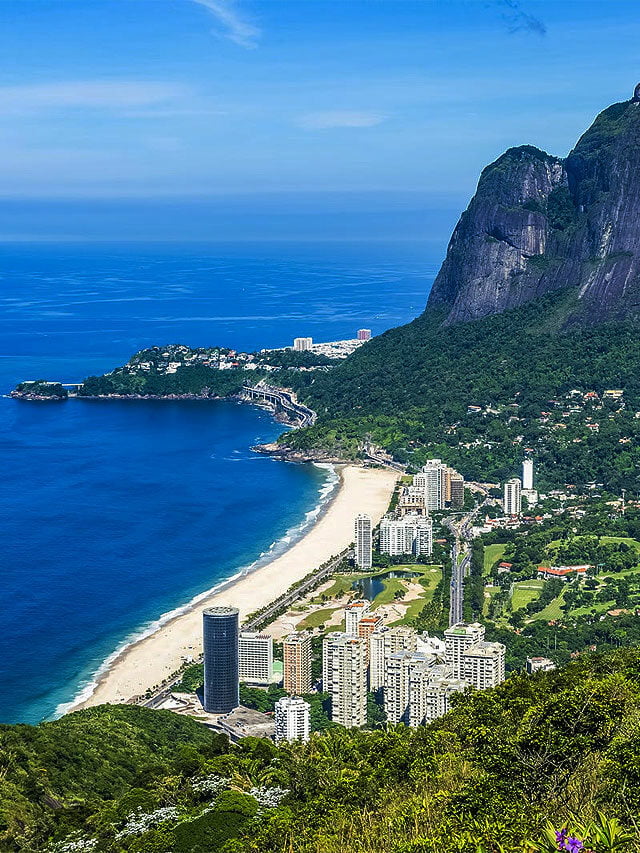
[{"xmin": 0, "ymin": 1, "xmax": 638, "ymax": 240}]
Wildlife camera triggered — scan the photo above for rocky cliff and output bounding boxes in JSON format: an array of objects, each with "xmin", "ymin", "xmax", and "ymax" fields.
[{"xmin": 427, "ymin": 89, "xmax": 640, "ymax": 324}]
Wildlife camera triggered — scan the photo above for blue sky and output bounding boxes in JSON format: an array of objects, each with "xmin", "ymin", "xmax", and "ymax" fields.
[{"xmin": 0, "ymin": 1, "xmax": 638, "ymax": 239}]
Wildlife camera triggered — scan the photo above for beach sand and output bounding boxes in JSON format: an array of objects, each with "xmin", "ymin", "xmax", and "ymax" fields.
[{"xmin": 72, "ymin": 464, "xmax": 398, "ymax": 710}]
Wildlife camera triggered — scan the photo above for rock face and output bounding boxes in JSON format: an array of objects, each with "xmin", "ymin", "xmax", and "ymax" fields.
[{"xmin": 428, "ymin": 93, "xmax": 640, "ymax": 324}]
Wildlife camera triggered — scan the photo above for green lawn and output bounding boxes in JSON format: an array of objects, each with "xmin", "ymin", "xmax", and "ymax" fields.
[
  {"xmin": 484, "ymin": 544, "xmax": 507, "ymax": 576},
  {"xmin": 600, "ymin": 536, "xmax": 640, "ymax": 550},
  {"xmin": 389, "ymin": 567, "xmax": 442, "ymax": 625},
  {"xmin": 296, "ymin": 607, "xmax": 339, "ymax": 631},
  {"xmin": 512, "ymin": 579, "xmax": 544, "ymax": 610},
  {"xmin": 531, "ymin": 589, "xmax": 567, "ymax": 622}
]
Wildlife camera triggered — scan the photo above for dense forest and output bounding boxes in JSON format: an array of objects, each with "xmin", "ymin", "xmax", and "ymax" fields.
[
  {"xmin": 78, "ymin": 365, "xmax": 250, "ymax": 398},
  {"xmin": 3, "ymin": 649, "xmax": 640, "ymax": 852},
  {"xmin": 283, "ymin": 289, "xmax": 640, "ymax": 490}
]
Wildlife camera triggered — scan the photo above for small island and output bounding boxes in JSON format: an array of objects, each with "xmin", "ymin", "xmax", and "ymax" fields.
[{"xmin": 11, "ymin": 380, "xmax": 68, "ymax": 400}]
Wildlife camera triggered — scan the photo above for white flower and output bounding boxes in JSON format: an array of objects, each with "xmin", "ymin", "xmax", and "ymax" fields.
[
  {"xmin": 115, "ymin": 806, "xmax": 181, "ymax": 838},
  {"xmin": 248, "ymin": 786, "xmax": 290, "ymax": 808},
  {"xmin": 191, "ymin": 774, "xmax": 230, "ymax": 796}
]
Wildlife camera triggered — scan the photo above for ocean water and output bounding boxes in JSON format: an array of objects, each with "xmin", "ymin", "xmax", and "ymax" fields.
[{"xmin": 0, "ymin": 241, "xmax": 440, "ymax": 724}]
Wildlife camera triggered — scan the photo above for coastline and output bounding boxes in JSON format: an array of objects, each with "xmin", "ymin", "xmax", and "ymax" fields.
[{"xmin": 67, "ymin": 463, "xmax": 399, "ymax": 713}]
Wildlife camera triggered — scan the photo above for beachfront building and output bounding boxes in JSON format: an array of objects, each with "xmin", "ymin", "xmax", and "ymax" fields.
[
  {"xmin": 357, "ymin": 329, "xmax": 372, "ymax": 341},
  {"xmin": 397, "ymin": 486, "xmax": 427, "ymax": 516},
  {"xmin": 238, "ymin": 631, "xmax": 273, "ymax": 685},
  {"xmin": 462, "ymin": 641, "xmax": 506, "ymax": 690},
  {"xmin": 504, "ymin": 478, "xmax": 522, "ymax": 517},
  {"xmin": 379, "ymin": 514, "xmax": 433, "ymax": 557},
  {"xmin": 369, "ymin": 626, "xmax": 417, "ymax": 691},
  {"xmin": 293, "ymin": 337, "xmax": 313, "ymax": 352},
  {"xmin": 274, "ymin": 696, "xmax": 311, "ymax": 744},
  {"xmin": 354, "ymin": 513, "xmax": 373, "ymax": 569},
  {"xmin": 444, "ymin": 622, "xmax": 485, "ymax": 679},
  {"xmin": 283, "ymin": 631, "xmax": 313, "ymax": 694},
  {"xmin": 323, "ymin": 632, "xmax": 367, "ymax": 728},
  {"xmin": 203, "ymin": 606, "xmax": 239, "ymax": 714},
  {"xmin": 345, "ymin": 599, "xmax": 370, "ymax": 636}
]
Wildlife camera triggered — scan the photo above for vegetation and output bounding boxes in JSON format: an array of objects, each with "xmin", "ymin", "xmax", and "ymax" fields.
[
  {"xmin": 281, "ymin": 289, "xmax": 640, "ymax": 491},
  {"xmin": 5, "ymin": 650, "xmax": 640, "ymax": 851},
  {"xmin": 78, "ymin": 364, "xmax": 249, "ymax": 398},
  {"xmin": 12, "ymin": 380, "xmax": 68, "ymax": 399}
]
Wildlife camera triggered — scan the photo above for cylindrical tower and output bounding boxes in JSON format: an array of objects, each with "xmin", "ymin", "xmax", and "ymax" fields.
[{"xmin": 202, "ymin": 606, "xmax": 239, "ymax": 713}]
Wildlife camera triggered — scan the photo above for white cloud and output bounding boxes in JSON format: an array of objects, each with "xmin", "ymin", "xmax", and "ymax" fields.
[
  {"xmin": 0, "ymin": 80, "xmax": 190, "ymax": 115},
  {"xmin": 296, "ymin": 111, "xmax": 388, "ymax": 130},
  {"xmin": 189, "ymin": 0, "xmax": 260, "ymax": 48}
]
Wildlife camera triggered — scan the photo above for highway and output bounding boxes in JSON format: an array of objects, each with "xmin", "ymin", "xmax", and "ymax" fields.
[{"xmin": 446, "ymin": 486, "xmax": 491, "ymax": 626}]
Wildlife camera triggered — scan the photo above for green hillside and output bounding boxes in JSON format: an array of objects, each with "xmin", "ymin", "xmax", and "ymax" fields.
[
  {"xmin": 284, "ymin": 289, "xmax": 640, "ymax": 490},
  {"xmin": 3, "ymin": 650, "xmax": 640, "ymax": 852}
]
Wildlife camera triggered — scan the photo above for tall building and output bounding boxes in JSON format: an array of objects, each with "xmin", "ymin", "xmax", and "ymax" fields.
[
  {"xmin": 369, "ymin": 626, "xmax": 417, "ymax": 691},
  {"xmin": 384, "ymin": 651, "xmax": 437, "ymax": 724},
  {"xmin": 418, "ymin": 672, "xmax": 468, "ymax": 725},
  {"xmin": 413, "ymin": 460, "xmax": 445, "ymax": 511},
  {"xmin": 357, "ymin": 329, "xmax": 372, "ymax": 341},
  {"xmin": 274, "ymin": 696, "xmax": 311, "ymax": 744},
  {"xmin": 462, "ymin": 641, "xmax": 506, "ymax": 690},
  {"xmin": 293, "ymin": 336, "xmax": 313, "ymax": 352},
  {"xmin": 238, "ymin": 631, "xmax": 273, "ymax": 685},
  {"xmin": 397, "ymin": 486, "xmax": 427, "ymax": 516},
  {"xmin": 444, "ymin": 622, "xmax": 486, "ymax": 678},
  {"xmin": 354, "ymin": 513, "xmax": 373, "ymax": 569},
  {"xmin": 283, "ymin": 631, "xmax": 312, "ymax": 695},
  {"xmin": 450, "ymin": 472, "xmax": 465, "ymax": 507},
  {"xmin": 504, "ymin": 478, "xmax": 522, "ymax": 516},
  {"xmin": 344, "ymin": 599, "xmax": 370, "ymax": 636},
  {"xmin": 357, "ymin": 615, "xmax": 383, "ymax": 657},
  {"xmin": 379, "ymin": 514, "xmax": 433, "ymax": 557},
  {"xmin": 323, "ymin": 632, "xmax": 367, "ymax": 728},
  {"xmin": 203, "ymin": 606, "xmax": 239, "ymax": 714}
]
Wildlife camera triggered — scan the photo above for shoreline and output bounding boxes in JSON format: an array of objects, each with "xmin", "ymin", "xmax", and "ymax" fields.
[{"xmin": 67, "ymin": 463, "xmax": 399, "ymax": 714}]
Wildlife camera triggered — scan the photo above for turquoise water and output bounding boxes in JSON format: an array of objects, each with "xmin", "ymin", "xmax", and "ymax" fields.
[{"xmin": 0, "ymin": 241, "xmax": 439, "ymax": 723}]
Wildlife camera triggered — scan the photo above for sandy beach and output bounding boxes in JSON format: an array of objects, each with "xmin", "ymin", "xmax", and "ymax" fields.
[{"xmin": 72, "ymin": 464, "xmax": 398, "ymax": 711}]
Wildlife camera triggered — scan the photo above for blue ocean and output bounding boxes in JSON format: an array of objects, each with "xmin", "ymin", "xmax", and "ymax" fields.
[{"xmin": 0, "ymin": 241, "xmax": 439, "ymax": 724}]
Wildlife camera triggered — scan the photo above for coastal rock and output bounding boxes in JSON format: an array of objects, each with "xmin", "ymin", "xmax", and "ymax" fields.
[{"xmin": 427, "ymin": 93, "xmax": 640, "ymax": 325}]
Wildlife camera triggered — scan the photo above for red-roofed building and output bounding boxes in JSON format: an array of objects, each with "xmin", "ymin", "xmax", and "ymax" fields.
[{"xmin": 537, "ymin": 565, "xmax": 590, "ymax": 581}]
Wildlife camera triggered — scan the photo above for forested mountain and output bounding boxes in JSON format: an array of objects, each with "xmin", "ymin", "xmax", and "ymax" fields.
[
  {"xmin": 3, "ymin": 649, "xmax": 640, "ymax": 852},
  {"xmin": 281, "ymin": 90, "xmax": 640, "ymax": 486}
]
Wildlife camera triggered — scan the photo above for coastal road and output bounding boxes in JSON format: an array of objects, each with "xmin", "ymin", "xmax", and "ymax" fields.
[{"xmin": 138, "ymin": 547, "xmax": 351, "ymax": 709}]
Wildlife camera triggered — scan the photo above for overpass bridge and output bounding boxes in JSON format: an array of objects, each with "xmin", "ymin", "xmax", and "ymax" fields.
[{"xmin": 240, "ymin": 383, "xmax": 317, "ymax": 427}]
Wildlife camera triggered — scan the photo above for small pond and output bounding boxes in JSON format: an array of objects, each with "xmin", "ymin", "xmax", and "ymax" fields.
[{"xmin": 352, "ymin": 569, "xmax": 420, "ymax": 601}]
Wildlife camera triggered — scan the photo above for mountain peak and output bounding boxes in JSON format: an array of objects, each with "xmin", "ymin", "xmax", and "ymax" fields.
[{"xmin": 427, "ymin": 91, "xmax": 640, "ymax": 325}]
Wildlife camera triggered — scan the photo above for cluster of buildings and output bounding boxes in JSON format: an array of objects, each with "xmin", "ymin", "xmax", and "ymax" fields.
[
  {"xmin": 202, "ymin": 607, "xmax": 316, "ymax": 744},
  {"xmin": 503, "ymin": 458, "xmax": 538, "ymax": 517},
  {"xmin": 323, "ymin": 614, "xmax": 505, "ymax": 729},
  {"xmin": 201, "ymin": 607, "xmax": 506, "ymax": 743},
  {"xmin": 292, "ymin": 329, "xmax": 372, "ymax": 359}
]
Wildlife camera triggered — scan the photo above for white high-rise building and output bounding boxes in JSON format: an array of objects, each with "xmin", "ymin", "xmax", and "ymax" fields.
[
  {"xmin": 444, "ymin": 622, "xmax": 486, "ymax": 678},
  {"xmin": 354, "ymin": 513, "xmax": 372, "ymax": 569},
  {"xmin": 418, "ymin": 672, "xmax": 468, "ymax": 725},
  {"xmin": 504, "ymin": 478, "xmax": 522, "ymax": 516},
  {"xmin": 384, "ymin": 651, "xmax": 438, "ymax": 724},
  {"xmin": 323, "ymin": 632, "xmax": 367, "ymax": 728},
  {"xmin": 413, "ymin": 460, "xmax": 445, "ymax": 511},
  {"xmin": 238, "ymin": 632, "xmax": 273, "ymax": 685},
  {"xmin": 274, "ymin": 696, "xmax": 311, "ymax": 743},
  {"xmin": 344, "ymin": 599, "xmax": 370, "ymax": 636},
  {"xmin": 293, "ymin": 337, "xmax": 313, "ymax": 351},
  {"xmin": 379, "ymin": 514, "xmax": 432, "ymax": 557},
  {"xmin": 462, "ymin": 641, "xmax": 506, "ymax": 690},
  {"xmin": 369, "ymin": 626, "xmax": 417, "ymax": 691},
  {"xmin": 522, "ymin": 458, "xmax": 534, "ymax": 491}
]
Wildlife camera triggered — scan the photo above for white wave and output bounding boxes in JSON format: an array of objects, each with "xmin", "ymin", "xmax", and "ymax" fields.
[{"xmin": 54, "ymin": 463, "xmax": 339, "ymax": 719}]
